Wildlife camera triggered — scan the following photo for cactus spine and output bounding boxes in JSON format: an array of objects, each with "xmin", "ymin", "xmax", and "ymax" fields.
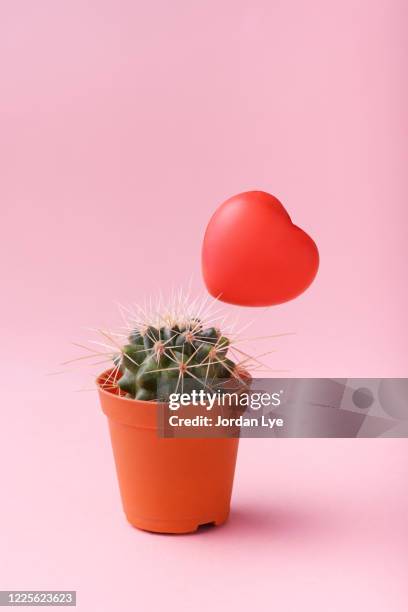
[{"xmin": 114, "ymin": 318, "xmax": 238, "ymax": 400}]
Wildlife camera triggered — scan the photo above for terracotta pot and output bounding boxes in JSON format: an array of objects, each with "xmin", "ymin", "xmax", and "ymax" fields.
[{"xmin": 97, "ymin": 369, "xmax": 240, "ymax": 534}]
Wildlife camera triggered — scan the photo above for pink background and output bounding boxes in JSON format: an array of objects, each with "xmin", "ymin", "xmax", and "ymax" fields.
[{"xmin": 1, "ymin": 1, "xmax": 407, "ymax": 610}]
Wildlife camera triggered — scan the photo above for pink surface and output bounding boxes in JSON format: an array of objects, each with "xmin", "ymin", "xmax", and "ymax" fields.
[{"xmin": 1, "ymin": 1, "xmax": 407, "ymax": 610}]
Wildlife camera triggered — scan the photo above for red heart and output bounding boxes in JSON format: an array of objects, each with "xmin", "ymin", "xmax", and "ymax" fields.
[{"xmin": 202, "ymin": 191, "xmax": 319, "ymax": 306}]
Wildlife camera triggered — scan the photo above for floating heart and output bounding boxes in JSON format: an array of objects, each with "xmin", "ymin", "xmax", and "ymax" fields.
[{"xmin": 202, "ymin": 191, "xmax": 319, "ymax": 306}]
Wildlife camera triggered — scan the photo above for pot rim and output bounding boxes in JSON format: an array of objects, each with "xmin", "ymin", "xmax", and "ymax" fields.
[{"xmin": 96, "ymin": 368, "xmax": 251, "ymax": 407}]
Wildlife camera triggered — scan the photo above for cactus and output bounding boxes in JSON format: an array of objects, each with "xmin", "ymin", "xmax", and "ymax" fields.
[{"xmin": 112, "ymin": 318, "xmax": 240, "ymax": 400}]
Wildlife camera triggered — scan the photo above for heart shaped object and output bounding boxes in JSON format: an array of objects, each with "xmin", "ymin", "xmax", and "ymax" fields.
[{"xmin": 202, "ymin": 191, "xmax": 319, "ymax": 306}]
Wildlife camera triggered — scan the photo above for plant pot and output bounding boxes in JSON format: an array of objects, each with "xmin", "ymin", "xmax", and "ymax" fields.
[{"xmin": 96, "ymin": 369, "xmax": 240, "ymax": 534}]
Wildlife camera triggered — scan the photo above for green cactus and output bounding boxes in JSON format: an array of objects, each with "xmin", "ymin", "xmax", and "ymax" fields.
[{"xmin": 113, "ymin": 318, "xmax": 239, "ymax": 400}]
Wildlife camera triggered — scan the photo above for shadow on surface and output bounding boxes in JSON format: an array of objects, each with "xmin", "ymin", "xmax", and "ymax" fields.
[
  {"xmin": 213, "ymin": 502, "xmax": 344, "ymax": 542},
  {"xmin": 132, "ymin": 501, "xmax": 344, "ymax": 540}
]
